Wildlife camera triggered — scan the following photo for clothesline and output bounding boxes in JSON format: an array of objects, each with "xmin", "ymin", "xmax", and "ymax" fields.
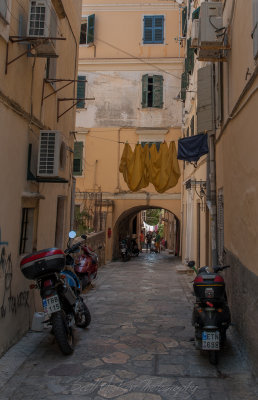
[{"xmin": 77, "ymin": 135, "xmax": 179, "ymax": 145}]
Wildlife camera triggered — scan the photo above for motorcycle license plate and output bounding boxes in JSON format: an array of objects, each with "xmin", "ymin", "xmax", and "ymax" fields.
[
  {"xmin": 202, "ymin": 331, "xmax": 220, "ymax": 350},
  {"xmin": 43, "ymin": 295, "xmax": 61, "ymax": 315}
]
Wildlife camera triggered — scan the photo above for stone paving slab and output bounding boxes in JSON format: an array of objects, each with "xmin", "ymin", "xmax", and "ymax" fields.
[{"xmin": 0, "ymin": 253, "xmax": 257, "ymax": 400}]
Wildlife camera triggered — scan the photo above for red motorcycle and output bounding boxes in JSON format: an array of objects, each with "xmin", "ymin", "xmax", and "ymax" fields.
[{"xmin": 71, "ymin": 233, "xmax": 101, "ymax": 291}]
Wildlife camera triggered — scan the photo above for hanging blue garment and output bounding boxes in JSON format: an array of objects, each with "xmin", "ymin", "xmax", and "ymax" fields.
[{"xmin": 177, "ymin": 133, "xmax": 209, "ymax": 162}]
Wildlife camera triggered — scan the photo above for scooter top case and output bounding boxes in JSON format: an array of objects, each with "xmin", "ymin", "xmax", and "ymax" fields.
[
  {"xmin": 20, "ymin": 248, "xmax": 65, "ymax": 280},
  {"xmin": 193, "ymin": 272, "xmax": 226, "ymax": 302}
]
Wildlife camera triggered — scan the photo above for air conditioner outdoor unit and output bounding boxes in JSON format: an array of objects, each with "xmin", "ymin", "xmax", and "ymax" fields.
[
  {"xmin": 199, "ymin": 2, "xmax": 224, "ymax": 49},
  {"xmin": 27, "ymin": 0, "xmax": 58, "ymax": 57},
  {"xmin": 191, "ymin": 19, "xmax": 199, "ymax": 47},
  {"xmin": 37, "ymin": 131, "xmax": 61, "ymax": 177}
]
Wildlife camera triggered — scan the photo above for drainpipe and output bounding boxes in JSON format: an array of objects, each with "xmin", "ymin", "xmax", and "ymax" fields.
[
  {"xmin": 206, "ymin": 64, "xmax": 218, "ymax": 267},
  {"xmin": 116, "ymin": 128, "xmax": 121, "ymax": 191}
]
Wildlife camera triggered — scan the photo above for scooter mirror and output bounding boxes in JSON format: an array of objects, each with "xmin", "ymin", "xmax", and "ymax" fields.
[
  {"xmin": 188, "ymin": 260, "xmax": 195, "ymax": 268},
  {"xmin": 69, "ymin": 231, "xmax": 77, "ymax": 239},
  {"xmin": 81, "ymin": 234, "xmax": 87, "ymax": 240}
]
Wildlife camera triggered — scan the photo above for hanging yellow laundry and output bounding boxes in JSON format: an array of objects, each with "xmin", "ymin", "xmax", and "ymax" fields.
[
  {"xmin": 126, "ymin": 143, "xmax": 145, "ymax": 192},
  {"xmin": 134, "ymin": 143, "xmax": 150, "ymax": 191},
  {"xmin": 155, "ymin": 141, "xmax": 181, "ymax": 193},
  {"xmin": 119, "ymin": 142, "xmax": 133, "ymax": 185},
  {"xmin": 149, "ymin": 143, "xmax": 162, "ymax": 189}
]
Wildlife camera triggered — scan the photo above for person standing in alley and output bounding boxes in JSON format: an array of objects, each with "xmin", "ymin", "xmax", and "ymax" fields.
[
  {"xmin": 155, "ymin": 231, "xmax": 161, "ymax": 253},
  {"xmin": 140, "ymin": 230, "xmax": 145, "ymax": 252},
  {"xmin": 146, "ymin": 231, "xmax": 152, "ymax": 253}
]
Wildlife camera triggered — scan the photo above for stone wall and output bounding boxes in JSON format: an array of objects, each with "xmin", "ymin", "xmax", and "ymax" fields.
[
  {"xmin": 86, "ymin": 231, "xmax": 106, "ymax": 267},
  {"xmin": 224, "ymin": 248, "xmax": 258, "ymax": 375}
]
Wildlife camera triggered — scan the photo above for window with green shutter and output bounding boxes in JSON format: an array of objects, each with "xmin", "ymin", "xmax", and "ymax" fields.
[
  {"xmin": 142, "ymin": 74, "xmax": 163, "ymax": 108},
  {"xmin": 180, "ymin": 71, "xmax": 189, "ymax": 102},
  {"xmin": 192, "ymin": 7, "xmax": 200, "ymax": 21},
  {"xmin": 77, "ymin": 76, "xmax": 86, "ymax": 109},
  {"xmin": 182, "ymin": 6, "xmax": 187, "ymax": 37},
  {"xmin": 187, "ymin": 38, "xmax": 195, "ymax": 74},
  {"xmin": 87, "ymin": 14, "xmax": 95, "ymax": 44},
  {"xmin": 73, "ymin": 142, "xmax": 83, "ymax": 176}
]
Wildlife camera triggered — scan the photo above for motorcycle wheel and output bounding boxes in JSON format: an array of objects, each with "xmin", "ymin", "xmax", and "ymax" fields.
[
  {"xmin": 209, "ymin": 350, "xmax": 218, "ymax": 365},
  {"xmin": 75, "ymin": 297, "xmax": 91, "ymax": 328},
  {"xmin": 52, "ymin": 311, "xmax": 74, "ymax": 355}
]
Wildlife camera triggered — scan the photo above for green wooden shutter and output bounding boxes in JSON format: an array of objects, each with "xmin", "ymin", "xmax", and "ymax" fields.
[
  {"xmin": 152, "ymin": 75, "xmax": 163, "ymax": 108},
  {"xmin": 142, "ymin": 74, "xmax": 148, "ymax": 108},
  {"xmin": 182, "ymin": 7, "xmax": 187, "ymax": 37},
  {"xmin": 73, "ymin": 142, "xmax": 83, "ymax": 176},
  {"xmin": 181, "ymin": 72, "xmax": 188, "ymax": 101},
  {"xmin": 187, "ymin": 38, "xmax": 195, "ymax": 74},
  {"xmin": 77, "ymin": 76, "xmax": 86, "ymax": 109},
  {"xmin": 87, "ymin": 14, "xmax": 95, "ymax": 44},
  {"xmin": 192, "ymin": 7, "xmax": 200, "ymax": 21}
]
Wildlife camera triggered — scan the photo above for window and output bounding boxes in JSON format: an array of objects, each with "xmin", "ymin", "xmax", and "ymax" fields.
[
  {"xmin": 190, "ymin": 116, "xmax": 194, "ymax": 136},
  {"xmin": 77, "ymin": 76, "xmax": 86, "ymax": 109},
  {"xmin": 80, "ymin": 14, "xmax": 95, "ymax": 45},
  {"xmin": 0, "ymin": 1, "xmax": 7, "ymax": 20},
  {"xmin": 20, "ymin": 208, "xmax": 35, "ymax": 254},
  {"xmin": 0, "ymin": 0, "xmax": 11, "ymax": 41},
  {"xmin": 182, "ymin": 6, "xmax": 187, "ymax": 37},
  {"xmin": 142, "ymin": 74, "xmax": 163, "ymax": 108},
  {"xmin": 73, "ymin": 141, "xmax": 83, "ymax": 176},
  {"xmin": 143, "ymin": 15, "xmax": 164, "ymax": 44}
]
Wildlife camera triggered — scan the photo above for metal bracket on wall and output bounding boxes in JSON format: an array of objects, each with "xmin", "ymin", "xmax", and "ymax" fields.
[
  {"xmin": 57, "ymin": 97, "xmax": 95, "ymax": 121},
  {"xmin": 5, "ymin": 36, "xmax": 66, "ymax": 74}
]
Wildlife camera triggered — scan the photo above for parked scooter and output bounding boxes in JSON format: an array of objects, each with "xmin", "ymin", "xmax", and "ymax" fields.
[
  {"xmin": 67, "ymin": 233, "xmax": 101, "ymax": 291},
  {"xmin": 20, "ymin": 234, "xmax": 91, "ymax": 355},
  {"xmin": 187, "ymin": 261, "xmax": 231, "ymax": 365},
  {"xmin": 120, "ymin": 239, "xmax": 130, "ymax": 262}
]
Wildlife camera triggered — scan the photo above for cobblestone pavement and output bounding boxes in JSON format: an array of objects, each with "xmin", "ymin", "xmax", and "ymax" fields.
[{"xmin": 0, "ymin": 253, "xmax": 258, "ymax": 400}]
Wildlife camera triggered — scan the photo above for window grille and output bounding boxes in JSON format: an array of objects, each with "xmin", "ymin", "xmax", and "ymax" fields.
[{"xmin": 20, "ymin": 208, "xmax": 34, "ymax": 254}]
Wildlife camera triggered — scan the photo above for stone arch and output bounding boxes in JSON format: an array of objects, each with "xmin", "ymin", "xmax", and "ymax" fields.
[{"xmin": 112, "ymin": 204, "xmax": 180, "ymax": 260}]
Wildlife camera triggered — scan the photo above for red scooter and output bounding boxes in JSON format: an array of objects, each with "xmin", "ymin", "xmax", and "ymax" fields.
[{"xmin": 71, "ymin": 234, "xmax": 101, "ymax": 291}]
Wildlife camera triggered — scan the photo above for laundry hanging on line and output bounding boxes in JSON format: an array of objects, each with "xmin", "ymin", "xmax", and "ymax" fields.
[
  {"xmin": 177, "ymin": 133, "xmax": 209, "ymax": 162},
  {"xmin": 119, "ymin": 141, "xmax": 181, "ymax": 193}
]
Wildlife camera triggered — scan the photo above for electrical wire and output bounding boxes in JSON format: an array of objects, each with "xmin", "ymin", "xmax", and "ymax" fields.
[{"xmin": 95, "ymin": 36, "xmax": 182, "ymax": 80}]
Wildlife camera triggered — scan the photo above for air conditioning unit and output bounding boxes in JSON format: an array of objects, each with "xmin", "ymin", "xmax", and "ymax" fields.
[
  {"xmin": 199, "ymin": 2, "xmax": 224, "ymax": 49},
  {"xmin": 27, "ymin": 0, "xmax": 58, "ymax": 57},
  {"xmin": 37, "ymin": 131, "xmax": 61, "ymax": 177},
  {"xmin": 191, "ymin": 19, "xmax": 199, "ymax": 47}
]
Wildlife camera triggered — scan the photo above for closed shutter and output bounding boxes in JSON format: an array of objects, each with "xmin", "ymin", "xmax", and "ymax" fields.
[
  {"xmin": 192, "ymin": 6, "xmax": 200, "ymax": 21},
  {"xmin": 252, "ymin": 0, "xmax": 258, "ymax": 59},
  {"xmin": 0, "ymin": 1, "xmax": 7, "ymax": 19},
  {"xmin": 144, "ymin": 16, "xmax": 164, "ymax": 43},
  {"xmin": 87, "ymin": 14, "xmax": 95, "ymax": 44},
  {"xmin": 152, "ymin": 75, "xmax": 163, "ymax": 108},
  {"xmin": 181, "ymin": 72, "xmax": 189, "ymax": 101},
  {"xmin": 142, "ymin": 74, "xmax": 148, "ymax": 108},
  {"xmin": 143, "ymin": 16, "xmax": 153, "ymax": 43},
  {"xmin": 73, "ymin": 142, "xmax": 83, "ymax": 176},
  {"xmin": 197, "ymin": 65, "xmax": 214, "ymax": 133},
  {"xmin": 182, "ymin": 6, "xmax": 187, "ymax": 37},
  {"xmin": 77, "ymin": 76, "xmax": 86, "ymax": 109},
  {"xmin": 154, "ymin": 16, "xmax": 164, "ymax": 43},
  {"xmin": 187, "ymin": 38, "xmax": 195, "ymax": 74}
]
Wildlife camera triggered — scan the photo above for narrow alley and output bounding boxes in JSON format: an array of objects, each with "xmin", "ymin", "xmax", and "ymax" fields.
[{"xmin": 0, "ymin": 253, "xmax": 257, "ymax": 400}]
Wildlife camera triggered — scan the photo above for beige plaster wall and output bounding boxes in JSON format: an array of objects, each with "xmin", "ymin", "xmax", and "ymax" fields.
[{"xmin": 0, "ymin": 0, "xmax": 82, "ymax": 355}]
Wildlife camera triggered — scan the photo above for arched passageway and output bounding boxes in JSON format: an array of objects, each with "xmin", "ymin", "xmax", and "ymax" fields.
[{"xmin": 112, "ymin": 206, "xmax": 180, "ymax": 260}]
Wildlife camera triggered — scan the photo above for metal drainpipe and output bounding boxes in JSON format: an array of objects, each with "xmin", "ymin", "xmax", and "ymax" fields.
[{"xmin": 206, "ymin": 64, "xmax": 218, "ymax": 267}]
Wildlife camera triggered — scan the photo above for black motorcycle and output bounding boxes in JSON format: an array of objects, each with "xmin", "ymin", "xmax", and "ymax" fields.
[
  {"xmin": 129, "ymin": 239, "xmax": 140, "ymax": 257},
  {"xmin": 188, "ymin": 261, "xmax": 231, "ymax": 365},
  {"xmin": 20, "ymin": 243, "xmax": 91, "ymax": 355}
]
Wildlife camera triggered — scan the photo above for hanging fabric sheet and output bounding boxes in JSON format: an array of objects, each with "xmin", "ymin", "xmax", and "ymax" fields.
[
  {"xmin": 177, "ymin": 133, "xmax": 209, "ymax": 162},
  {"xmin": 119, "ymin": 142, "xmax": 181, "ymax": 193}
]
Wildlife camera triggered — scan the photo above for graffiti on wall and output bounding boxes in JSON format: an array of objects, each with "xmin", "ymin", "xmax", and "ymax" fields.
[{"xmin": 0, "ymin": 229, "xmax": 29, "ymax": 318}]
